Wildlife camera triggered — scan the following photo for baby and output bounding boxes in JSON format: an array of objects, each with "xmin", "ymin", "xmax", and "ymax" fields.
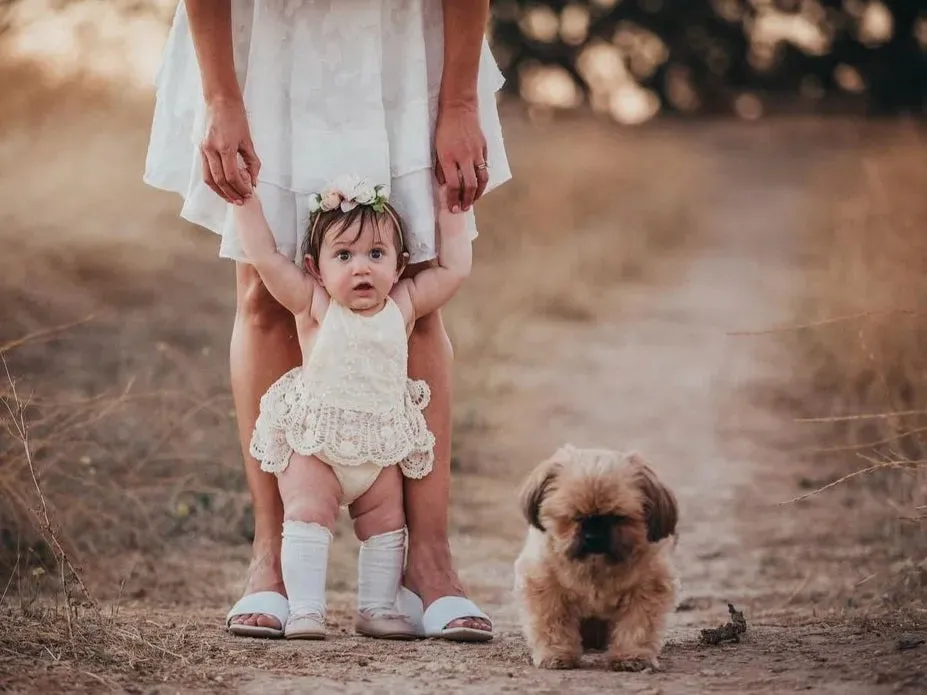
[{"xmin": 233, "ymin": 174, "xmax": 471, "ymax": 639}]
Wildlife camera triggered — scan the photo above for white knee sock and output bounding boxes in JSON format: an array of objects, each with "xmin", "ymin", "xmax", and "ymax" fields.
[
  {"xmin": 357, "ymin": 527, "xmax": 407, "ymax": 616},
  {"xmin": 281, "ymin": 520, "xmax": 331, "ymax": 620}
]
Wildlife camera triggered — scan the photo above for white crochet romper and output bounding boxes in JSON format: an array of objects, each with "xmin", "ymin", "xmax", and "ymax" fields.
[
  {"xmin": 143, "ymin": 0, "xmax": 512, "ymax": 264},
  {"xmin": 250, "ymin": 298, "xmax": 435, "ymax": 481}
]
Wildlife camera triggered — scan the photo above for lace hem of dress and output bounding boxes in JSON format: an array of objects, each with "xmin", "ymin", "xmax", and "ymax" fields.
[{"xmin": 250, "ymin": 368, "xmax": 435, "ymax": 478}]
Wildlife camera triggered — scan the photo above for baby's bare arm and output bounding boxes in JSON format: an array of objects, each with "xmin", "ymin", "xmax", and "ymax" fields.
[
  {"xmin": 234, "ymin": 195, "xmax": 315, "ymax": 316},
  {"xmin": 399, "ymin": 187, "xmax": 472, "ymax": 321}
]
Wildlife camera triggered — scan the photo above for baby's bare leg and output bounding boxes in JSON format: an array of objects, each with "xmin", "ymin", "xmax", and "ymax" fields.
[
  {"xmin": 349, "ymin": 465, "xmax": 404, "ymax": 541},
  {"xmin": 349, "ymin": 467, "xmax": 412, "ymax": 636},
  {"xmin": 277, "ymin": 454, "xmax": 342, "ymax": 636},
  {"xmin": 278, "ymin": 454, "xmax": 341, "ymax": 529}
]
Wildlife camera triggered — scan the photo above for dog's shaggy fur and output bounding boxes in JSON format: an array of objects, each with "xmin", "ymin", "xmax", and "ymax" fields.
[{"xmin": 513, "ymin": 445, "xmax": 679, "ymax": 670}]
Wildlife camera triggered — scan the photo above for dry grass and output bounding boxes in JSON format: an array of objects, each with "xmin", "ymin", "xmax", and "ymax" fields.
[{"xmin": 773, "ymin": 121, "xmax": 927, "ymax": 598}]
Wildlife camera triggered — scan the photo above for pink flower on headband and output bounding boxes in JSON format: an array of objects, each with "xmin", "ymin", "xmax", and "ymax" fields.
[{"xmin": 308, "ymin": 175, "xmax": 390, "ymax": 214}]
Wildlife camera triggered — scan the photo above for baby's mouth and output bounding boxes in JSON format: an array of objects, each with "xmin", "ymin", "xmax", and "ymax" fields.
[{"xmin": 354, "ymin": 282, "xmax": 373, "ymax": 291}]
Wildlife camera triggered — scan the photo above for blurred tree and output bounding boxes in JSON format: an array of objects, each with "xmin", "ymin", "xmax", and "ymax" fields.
[
  {"xmin": 490, "ymin": 0, "xmax": 926, "ymax": 117},
  {"xmin": 0, "ymin": 0, "xmax": 923, "ymax": 118}
]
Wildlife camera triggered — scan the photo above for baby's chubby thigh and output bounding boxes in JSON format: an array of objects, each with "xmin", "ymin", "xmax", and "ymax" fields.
[
  {"xmin": 348, "ymin": 464, "xmax": 405, "ymax": 542},
  {"xmin": 277, "ymin": 454, "xmax": 343, "ymax": 531}
]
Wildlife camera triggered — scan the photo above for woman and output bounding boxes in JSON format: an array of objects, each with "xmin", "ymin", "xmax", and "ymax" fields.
[{"xmin": 144, "ymin": 0, "xmax": 510, "ymax": 641}]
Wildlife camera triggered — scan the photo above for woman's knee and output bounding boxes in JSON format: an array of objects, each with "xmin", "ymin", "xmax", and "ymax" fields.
[{"xmin": 235, "ymin": 262, "xmax": 292, "ymax": 331}]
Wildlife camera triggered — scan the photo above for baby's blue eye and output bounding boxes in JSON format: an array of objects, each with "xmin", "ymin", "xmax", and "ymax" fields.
[
  {"xmin": 370, "ymin": 248, "xmax": 384, "ymax": 260},
  {"xmin": 337, "ymin": 250, "xmax": 350, "ymax": 262}
]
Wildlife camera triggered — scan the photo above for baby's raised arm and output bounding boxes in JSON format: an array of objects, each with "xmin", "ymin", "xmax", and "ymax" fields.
[
  {"xmin": 397, "ymin": 186, "xmax": 473, "ymax": 321},
  {"xmin": 234, "ymin": 193, "xmax": 316, "ymax": 316}
]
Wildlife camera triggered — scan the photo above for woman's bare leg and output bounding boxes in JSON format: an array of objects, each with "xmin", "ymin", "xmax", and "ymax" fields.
[
  {"xmin": 228, "ymin": 262, "xmax": 301, "ymax": 629},
  {"xmin": 402, "ymin": 303, "xmax": 491, "ymax": 633}
]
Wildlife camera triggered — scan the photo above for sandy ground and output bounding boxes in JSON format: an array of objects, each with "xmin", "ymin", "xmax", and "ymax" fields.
[{"xmin": 1, "ymin": 93, "xmax": 925, "ymax": 691}]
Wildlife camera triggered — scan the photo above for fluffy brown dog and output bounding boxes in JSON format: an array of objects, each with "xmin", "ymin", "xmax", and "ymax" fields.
[{"xmin": 513, "ymin": 445, "xmax": 679, "ymax": 671}]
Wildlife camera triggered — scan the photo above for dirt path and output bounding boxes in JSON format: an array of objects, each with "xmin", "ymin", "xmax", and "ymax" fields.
[{"xmin": 177, "ymin": 134, "xmax": 918, "ymax": 694}]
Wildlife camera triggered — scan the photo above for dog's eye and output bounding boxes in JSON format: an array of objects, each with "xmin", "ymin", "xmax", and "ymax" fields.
[{"xmin": 572, "ymin": 514, "xmax": 628, "ymax": 525}]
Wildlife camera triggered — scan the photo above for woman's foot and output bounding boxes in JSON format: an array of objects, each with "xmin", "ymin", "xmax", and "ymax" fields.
[
  {"xmin": 229, "ymin": 538, "xmax": 286, "ymax": 630},
  {"xmin": 403, "ymin": 540, "xmax": 492, "ymax": 633}
]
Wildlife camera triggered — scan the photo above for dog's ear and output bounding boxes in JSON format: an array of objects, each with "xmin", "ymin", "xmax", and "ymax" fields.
[
  {"xmin": 519, "ymin": 451, "xmax": 567, "ymax": 532},
  {"xmin": 628, "ymin": 453, "xmax": 678, "ymax": 542}
]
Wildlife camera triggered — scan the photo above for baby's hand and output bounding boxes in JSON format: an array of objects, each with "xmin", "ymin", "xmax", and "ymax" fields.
[
  {"xmin": 436, "ymin": 185, "xmax": 466, "ymax": 235},
  {"xmin": 233, "ymin": 162, "xmax": 255, "ymax": 204}
]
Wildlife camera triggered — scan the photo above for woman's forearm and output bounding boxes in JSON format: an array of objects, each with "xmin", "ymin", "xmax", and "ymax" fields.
[
  {"xmin": 185, "ymin": 0, "xmax": 241, "ymax": 104},
  {"xmin": 440, "ymin": 0, "xmax": 490, "ymax": 106}
]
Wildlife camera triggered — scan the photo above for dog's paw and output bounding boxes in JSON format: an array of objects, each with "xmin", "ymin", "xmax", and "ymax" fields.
[
  {"xmin": 608, "ymin": 656, "xmax": 657, "ymax": 672},
  {"xmin": 533, "ymin": 653, "xmax": 580, "ymax": 670}
]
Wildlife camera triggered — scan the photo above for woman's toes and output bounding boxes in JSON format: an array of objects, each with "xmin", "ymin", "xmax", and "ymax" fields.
[
  {"xmin": 255, "ymin": 613, "xmax": 282, "ymax": 630},
  {"xmin": 447, "ymin": 617, "xmax": 491, "ymax": 632},
  {"xmin": 234, "ymin": 613, "xmax": 252, "ymax": 626},
  {"xmin": 231, "ymin": 613, "xmax": 281, "ymax": 629}
]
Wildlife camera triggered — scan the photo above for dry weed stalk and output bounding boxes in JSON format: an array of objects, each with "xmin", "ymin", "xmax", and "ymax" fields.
[
  {"xmin": 0, "ymin": 314, "xmax": 95, "ymax": 355},
  {"xmin": 728, "ymin": 308, "xmax": 923, "ymax": 337},
  {"xmin": 782, "ymin": 455, "xmax": 925, "ymax": 506},
  {"xmin": 777, "ymin": 134, "xmax": 927, "ymax": 532},
  {"xmin": 1, "ymin": 355, "xmax": 97, "ymax": 619},
  {"xmin": 0, "ymin": 350, "xmax": 203, "ymax": 687}
]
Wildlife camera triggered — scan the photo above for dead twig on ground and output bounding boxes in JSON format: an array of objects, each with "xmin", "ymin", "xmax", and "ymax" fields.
[{"xmin": 700, "ymin": 603, "xmax": 748, "ymax": 645}]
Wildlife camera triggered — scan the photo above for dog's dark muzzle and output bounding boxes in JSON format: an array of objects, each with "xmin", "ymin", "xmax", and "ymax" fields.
[{"xmin": 576, "ymin": 515, "xmax": 613, "ymax": 556}]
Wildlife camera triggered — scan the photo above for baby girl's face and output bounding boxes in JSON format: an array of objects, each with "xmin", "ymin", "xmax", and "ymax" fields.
[{"xmin": 311, "ymin": 217, "xmax": 403, "ymax": 313}]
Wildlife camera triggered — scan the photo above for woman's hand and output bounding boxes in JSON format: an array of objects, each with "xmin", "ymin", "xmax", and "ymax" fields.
[
  {"xmin": 199, "ymin": 97, "xmax": 261, "ymax": 204},
  {"xmin": 434, "ymin": 99, "xmax": 489, "ymax": 214}
]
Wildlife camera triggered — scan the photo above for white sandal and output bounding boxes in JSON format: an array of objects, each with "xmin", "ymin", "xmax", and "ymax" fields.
[
  {"xmin": 225, "ymin": 591, "xmax": 289, "ymax": 639},
  {"xmin": 397, "ymin": 587, "xmax": 494, "ymax": 642}
]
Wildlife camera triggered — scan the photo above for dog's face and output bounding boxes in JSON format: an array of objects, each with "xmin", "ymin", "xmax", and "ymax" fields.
[{"xmin": 519, "ymin": 446, "xmax": 678, "ymax": 565}]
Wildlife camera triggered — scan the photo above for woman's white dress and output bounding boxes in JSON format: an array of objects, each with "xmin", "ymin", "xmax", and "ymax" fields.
[{"xmin": 144, "ymin": 0, "xmax": 511, "ymax": 263}]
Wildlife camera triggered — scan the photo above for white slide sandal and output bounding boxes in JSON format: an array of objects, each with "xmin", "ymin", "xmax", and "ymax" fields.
[
  {"xmin": 225, "ymin": 591, "xmax": 289, "ymax": 638},
  {"xmin": 397, "ymin": 587, "xmax": 494, "ymax": 642}
]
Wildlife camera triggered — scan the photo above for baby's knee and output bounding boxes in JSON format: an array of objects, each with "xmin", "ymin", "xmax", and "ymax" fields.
[{"xmin": 283, "ymin": 494, "xmax": 339, "ymax": 530}]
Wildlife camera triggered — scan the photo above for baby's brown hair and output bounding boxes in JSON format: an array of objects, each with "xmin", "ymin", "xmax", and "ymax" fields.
[{"xmin": 301, "ymin": 203, "xmax": 408, "ymax": 269}]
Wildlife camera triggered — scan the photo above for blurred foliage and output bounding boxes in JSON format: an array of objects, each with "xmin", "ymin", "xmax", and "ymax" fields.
[
  {"xmin": 0, "ymin": 0, "xmax": 924, "ymax": 119},
  {"xmin": 490, "ymin": 0, "xmax": 926, "ymax": 117}
]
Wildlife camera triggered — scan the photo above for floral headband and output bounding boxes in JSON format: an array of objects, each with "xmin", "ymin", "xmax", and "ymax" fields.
[
  {"xmin": 306, "ymin": 174, "xmax": 404, "ymax": 249},
  {"xmin": 307, "ymin": 174, "xmax": 390, "ymax": 214}
]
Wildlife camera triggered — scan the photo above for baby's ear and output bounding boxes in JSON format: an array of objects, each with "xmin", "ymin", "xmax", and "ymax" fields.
[
  {"xmin": 305, "ymin": 255, "xmax": 323, "ymax": 284},
  {"xmin": 396, "ymin": 251, "xmax": 410, "ymax": 278}
]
